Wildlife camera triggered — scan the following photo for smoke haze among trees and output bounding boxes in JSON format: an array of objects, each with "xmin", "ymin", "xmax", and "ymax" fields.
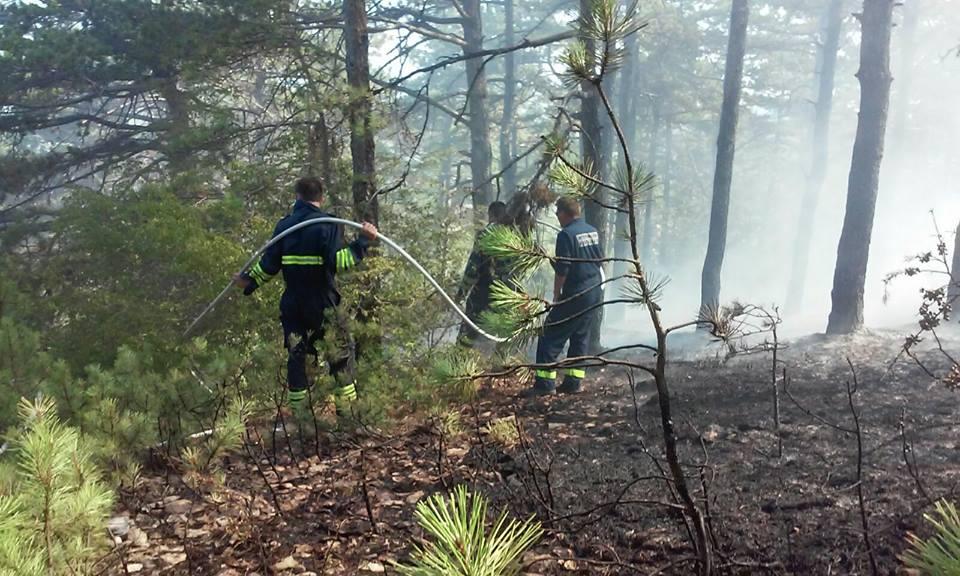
[{"xmin": 2, "ymin": 0, "xmax": 960, "ymax": 573}]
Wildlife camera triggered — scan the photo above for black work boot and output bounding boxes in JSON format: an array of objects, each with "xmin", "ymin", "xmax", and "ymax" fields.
[
  {"xmin": 520, "ymin": 378, "xmax": 556, "ymax": 398},
  {"xmin": 557, "ymin": 377, "xmax": 583, "ymax": 394}
]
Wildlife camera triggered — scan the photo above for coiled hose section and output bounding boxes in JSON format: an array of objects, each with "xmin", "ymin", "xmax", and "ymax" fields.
[{"xmin": 184, "ymin": 217, "xmax": 508, "ymax": 342}]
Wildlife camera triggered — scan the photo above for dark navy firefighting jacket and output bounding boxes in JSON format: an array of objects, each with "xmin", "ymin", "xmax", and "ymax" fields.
[
  {"xmin": 242, "ymin": 200, "xmax": 369, "ymax": 324},
  {"xmin": 553, "ymin": 217, "xmax": 603, "ymax": 300},
  {"xmin": 458, "ymin": 223, "xmax": 516, "ymax": 302}
]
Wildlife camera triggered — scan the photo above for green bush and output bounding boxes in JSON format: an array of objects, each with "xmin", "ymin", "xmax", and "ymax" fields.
[
  {"xmin": 328, "ymin": 195, "xmax": 481, "ymax": 422},
  {"xmin": 0, "ymin": 397, "xmax": 114, "ymax": 575},
  {"xmin": 0, "ymin": 179, "xmax": 487, "ymax": 485},
  {"xmin": 0, "ymin": 311, "xmax": 282, "ymax": 483},
  {"xmin": 395, "ymin": 485, "xmax": 543, "ymax": 576},
  {"xmin": 903, "ymin": 500, "xmax": 960, "ymax": 575}
]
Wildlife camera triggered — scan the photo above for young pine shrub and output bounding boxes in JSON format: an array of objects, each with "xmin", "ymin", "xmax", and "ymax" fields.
[
  {"xmin": 181, "ymin": 398, "xmax": 253, "ymax": 489},
  {"xmin": 484, "ymin": 417, "xmax": 521, "ymax": 450},
  {"xmin": 0, "ymin": 496, "xmax": 45, "ymax": 576},
  {"xmin": 395, "ymin": 485, "xmax": 542, "ymax": 576},
  {"xmin": 432, "ymin": 408, "xmax": 464, "ymax": 440},
  {"xmin": 0, "ymin": 397, "xmax": 114, "ymax": 575},
  {"xmin": 430, "ymin": 346, "xmax": 484, "ymax": 403},
  {"xmin": 902, "ymin": 500, "xmax": 960, "ymax": 575}
]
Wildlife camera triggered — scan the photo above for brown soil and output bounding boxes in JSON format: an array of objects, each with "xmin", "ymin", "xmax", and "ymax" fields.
[{"xmin": 109, "ymin": 330, "xmax": 960, "ymax": 575}]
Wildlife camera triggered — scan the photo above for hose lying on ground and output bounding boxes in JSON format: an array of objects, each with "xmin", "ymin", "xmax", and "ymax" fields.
[{"xmin": 184, "ymin": 217, "xmax": 508, "ymax": 342}]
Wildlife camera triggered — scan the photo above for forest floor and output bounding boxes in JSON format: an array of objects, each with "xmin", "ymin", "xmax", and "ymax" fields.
[{"xmin": 106, "ymin": 328, "xmax": 960, "ymax": 575}]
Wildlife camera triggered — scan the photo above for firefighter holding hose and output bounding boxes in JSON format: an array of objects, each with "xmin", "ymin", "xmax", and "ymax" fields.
[
  {"xmin": 455, "ymin": 201, "xmax": 515, "ymax": 348},
  {"xmin": 232, "ymin": 177, "xmax": 378, "ymax": 411}
]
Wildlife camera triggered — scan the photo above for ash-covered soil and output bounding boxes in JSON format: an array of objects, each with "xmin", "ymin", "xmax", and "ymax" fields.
[{"xmin": 109, "ymin": 329, "xmax": 959, "ymax": 575}]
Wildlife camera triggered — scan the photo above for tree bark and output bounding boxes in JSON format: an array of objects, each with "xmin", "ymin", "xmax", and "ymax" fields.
[
  {"xmin": 499, "ymin": 0, "xmax": 518, "ymax": 198},
  {"xmin": 462, "ymin": 0, "xmax": 494, "ymax": 212},
  {"xmin": 658, "ymin": 113, "xmax": 673, "ymax": 270},
  {"xmin": 158, "ymin": 75, "xmax": 193, "ymax": 179},
  {"xmin": 826, "ymin": 0, "xmax": 895, "ymax": 335},
  {"xmin": 950, "ymin": 222, "xmax": 960, "ymax": 304},
  {"xmin": 886, "ymin": 0, "xmax": 919, "ymax": 198},
  {"xmin": 890, "ymin": 0, "xmax": 919, "ymax": 150},
  {"xmin": 641, "ymin": 97, "xmax": 660, "ymax": 264},
  {"xmin": 700, "ymin": 0, "xmax": 749, "ymax": 319},
  {"xmin": 344, "ymin": 0, "xmax": 378, "ymax": 224},
  {"xmin": 580, "ymin": 0, "xmax": 606, "ymax": 354},
  {"xmin": 613, "ymin": 34, "xmax": 640, "ymax": 280},
  {"xmin": 786, "ymin": 0, "xmax": 845, "ymax": 311},
  {"xmin": 307, "ymin": 112, "xmax": 335, "ymax": 189}
]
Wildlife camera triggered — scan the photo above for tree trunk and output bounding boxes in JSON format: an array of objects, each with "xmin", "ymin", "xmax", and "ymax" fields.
[
  {"xmin": 580, "ymin": 0, "xmax": 606, "ymax": 354},
  {"xmin": 252, "ymin": 70, "xmax": 270, "ymax": 161},
  {"xmin": 641, "ymin": 97, "xmax": 660, "ymax": 264},
  {"xmin": 462, "ymin": 0, "xmax": 494, "ymax": 212},
  {"xmin": 599, "ymin": 72, "xmax": 618, "ymax": 256},
  {"xmin": 439, "ymin": 114, "xmax": 456, "ymax": 191},
  {"xmin": 344, "ymin": 0, "xmax": 378, "ymax": 224},
  {"xmin": 613, "ymin": 34, "xmax": 640, "ymax": 280},
  {"xmin": 307, "ymin": 112, "xmax": 335, "ymax": 188},
  {"xmin": 950, "ymin": 222, "xmax": 960, "ymax": 304},
  {"xmin": 343, "ymin": 0, "xmax": 379, "ymax": 359},
  {"xmin": 886, "ymin": 0, "xmax": 919, "ymax": 198},
  {"xmin": 786, "ymin": 0, "xmax": 845, "ymax": 311},
  {"xmin": 658, "ymin": 113, "xmax": 673, "ymax": 270},
  {"xmin": 890, "ymin": 0, "xmax": 919, "ymax": 150},
  {"xmin": 158, "ymin": 75, "xmax": 193, "ymax": 180},
  {"xmin": 499, "ymin": 0, "xmax": 518, "ymax": 198},
  {"xmin": 826, "ymin": 0, "xmax": 895, "ymax": 335},
  {"xmin": 700, "ymin": 0, "xmax": 749, "ymax": 319}
]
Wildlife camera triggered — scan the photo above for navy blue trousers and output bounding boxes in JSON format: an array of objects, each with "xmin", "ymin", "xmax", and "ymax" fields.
[
  {"xmin": 534, "ymin": 288, "xmax": 602, "ymax": 390},
  {"xmin": 282, "ymin": 312, "xmax": 351, "ymax": 394},
  {"xmin": 457, "ymin": 285, "xmax": 491, "ymax": 346}
]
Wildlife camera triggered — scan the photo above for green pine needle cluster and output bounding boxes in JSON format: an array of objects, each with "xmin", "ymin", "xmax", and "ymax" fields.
[
  {"xmin": 549, "ymin": 161, "xmax": 597, "ymax": 199},
  {"xmin": 0, "ymin": 397, "xmax": 114, "ymax": 575},
  {"xmin": 395, "ymin": 485, "xmax": 543, "ymax": 576},
  {"xmin": 484, "ymin": 417, "xmax": 521, "ymax": 449},
  {"xmin": 477, "ymin": 226, "xmax": 546, "ymax": 280},
  {"xmin": 561, "ymin": 0, "xmax": 646, "ymax": 86},
  {"xmin": 481, "ymin": 281, "xmax": 547, "ymax": 346},
  {"xmin": 182, "ymin": 398, "xmax": 253, "ymax": 484},
  {"xmin": 542, "ymin": 131, "xmax": 570, "ymax": 160},
  {"xmin": 474, "ymin": 226, "xmax": 550, "ymax": 346},
  {"xmin": 558, "ymin": 40, "xmax": 592, "ymax": 88},
  {"xmin": 902, "ymin": 500, "xmax": 960, "ymax": 575},
  {"xmin": 432, "ymin": 347, "xmax": 484, "ymax": 399},
  {"xmin": 612, "ymin": 163, "xmax": 658, "ymax": 204}
]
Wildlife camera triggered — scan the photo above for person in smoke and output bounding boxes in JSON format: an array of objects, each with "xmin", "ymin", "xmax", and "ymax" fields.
[
  {"xmin": 525, "ymin": 196, "xmax": 603, "ymax": 397},
  {"xmin": 456, "ymin": 201, "xmax": 515, "ymax": 347},
  {"xmin": 233, "ymin": 177, "xmax": 378, "ymax": 412}
]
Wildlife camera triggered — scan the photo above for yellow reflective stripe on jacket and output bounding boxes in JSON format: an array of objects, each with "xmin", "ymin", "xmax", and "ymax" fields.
[
  {"xmin": 535, "ymin": 369, "xmax": 557, "ymax": 380},
  {"xmin": 566, "ymin": 368, "xmax": 586, "ymax": 379},
  {"xmin": 282, "ymin": 255, "xmax": 325, "ymax": 265},
  {"xmin": 336, "ymin": 248, "xmax": 357, "ymax": 271}
]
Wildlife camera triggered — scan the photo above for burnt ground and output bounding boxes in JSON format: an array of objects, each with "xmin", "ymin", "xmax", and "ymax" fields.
[{"xmin": 108, "ymin": 330, "xmax": 960, "ymax": 575}]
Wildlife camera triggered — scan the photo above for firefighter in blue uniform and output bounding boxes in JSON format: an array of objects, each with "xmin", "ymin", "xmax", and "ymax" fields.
[
  {"xmin": 525, "ymin": 196, "xmax": 603, "ymax": 396},
  {"xmin": 456, "ymin": 201, "xmax": 513, "ymax": 347},
  {"xmin": 233, "ymin": 177, "xmax": 378, "ymax": 409}
]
